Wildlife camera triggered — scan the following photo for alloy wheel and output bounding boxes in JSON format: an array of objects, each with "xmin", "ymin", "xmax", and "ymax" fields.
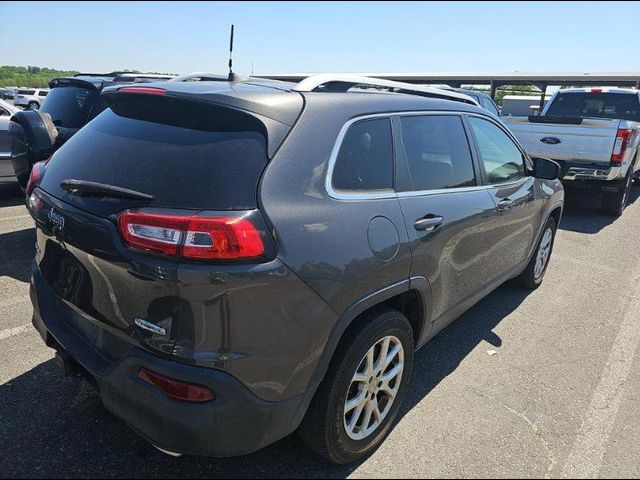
[{"xmin": 343, "ymin": 335, "xmax": 404, "ymax": 441}]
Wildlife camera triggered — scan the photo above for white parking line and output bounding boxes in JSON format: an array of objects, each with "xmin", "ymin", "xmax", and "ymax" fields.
[
  {"xmin": 0, "ymin": 324, "xmax": 32, "ymax": 341},
  {"xmin": 0, "ymin": 214, "xmax": 31, "ymax": 222},
  {"xmin": 561, "ymin": 268, "xmax": 640, "ymax": 478}
]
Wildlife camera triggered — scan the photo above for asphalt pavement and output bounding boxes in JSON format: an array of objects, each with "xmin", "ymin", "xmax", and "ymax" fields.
[{"xmin": 1, "ymin": 183, "xmax": 639, "ymax": 479}]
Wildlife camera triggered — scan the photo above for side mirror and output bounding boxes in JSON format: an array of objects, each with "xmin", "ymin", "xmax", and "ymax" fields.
[{"xmin": 532, "ymin": 157, "xmax": 561, "ymax": 180}]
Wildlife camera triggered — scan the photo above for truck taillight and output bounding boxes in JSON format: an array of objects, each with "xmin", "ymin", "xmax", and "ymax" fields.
[
  {"xmin": 117, "ymin": 210, "xmax": 265, "ymax": 260},
  {"xmin": 611, "ymin": 129, "xmax": 633, "ymax": 166}
]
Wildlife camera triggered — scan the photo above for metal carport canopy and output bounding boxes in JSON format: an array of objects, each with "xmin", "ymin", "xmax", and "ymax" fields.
[
  {"xmin": 257, "ymin": 72, "xmax": 640, "ymax": 113},
  {"xmin": 257, "ymin": 72, "xmax": 640, "ymax": 88}
]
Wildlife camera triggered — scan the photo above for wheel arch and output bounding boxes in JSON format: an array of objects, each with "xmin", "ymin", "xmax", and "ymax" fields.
[{"xmin": 307, "ymin": 278, "xmax": 432, "ymax": 393}]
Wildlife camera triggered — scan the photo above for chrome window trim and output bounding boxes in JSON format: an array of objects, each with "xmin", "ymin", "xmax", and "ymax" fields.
[
  {"xmin": 326, "ymin": 110, "xmax": 530, "ymax": 201},
  {"xmin": 326, "ymin": 113, "xmax": 397, "ymax": 201}
]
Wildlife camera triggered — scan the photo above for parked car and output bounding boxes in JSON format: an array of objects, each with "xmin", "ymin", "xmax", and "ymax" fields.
[
  {"xmin": 436, "ymin": 86, "xmax": 501, "ymax": 116},
  {"xmin": 455, "ymin": 88, "xmax": 501, "ymax": 116},
  {"xmin": 13, "ymin": 88, "xmax": 49, "ymax": 110},
  {"xmin": 503, "ymin": 88, "xmax": 640, "ymax": 215},
  {"xmin": 8, "ymin": 72, "xmax": 175, "ymax": 189},
  {"xmin": 0, "ymin": 99, "xmax": 20, "ymax": 185},
  {"xmin": 25, "ymin": 74, "xmax": 563, "ymax": 464},
  {"xmin": 0, "ymin": 86, "xmax": 19, "ymax": 100}
]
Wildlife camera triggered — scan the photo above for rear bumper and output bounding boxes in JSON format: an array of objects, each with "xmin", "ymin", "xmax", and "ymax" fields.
[
  {"xmin": 561, "ymin": 163, "xmax": 622, "ymax": 182},
  {"xmin": 30, "ymin": 266, "xmax": 308, "ymax": 457}
]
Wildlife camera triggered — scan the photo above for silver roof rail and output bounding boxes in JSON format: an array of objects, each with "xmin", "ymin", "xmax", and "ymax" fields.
[
  {"xmin": 292, "ymin": 74, "xmax": 478, "ymax": 105},
  {"xmin": 170, "ymin": 72, "xmax": 232, "ymax": 82}
]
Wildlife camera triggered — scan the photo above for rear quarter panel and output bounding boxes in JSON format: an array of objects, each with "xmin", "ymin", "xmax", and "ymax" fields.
[{"xmin": 259, "ymin": 96, "xmax": 415, "ymax": 389}]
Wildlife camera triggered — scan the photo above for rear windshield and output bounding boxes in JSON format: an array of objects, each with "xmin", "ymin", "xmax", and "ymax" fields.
[
  {"xmin": 40, "ymin": 86, "xmax": 98, "ymax": 128},
  {"xmin": 545, "ymin": 92, "xmax": 640, "ymax": 121},
  {"xmin": 40, "ymin": 96, "xmax": 268, "ymax": 212},
  {"xmin": 18, "ymin": 89, "xmax": 35, "ymax": 95}
]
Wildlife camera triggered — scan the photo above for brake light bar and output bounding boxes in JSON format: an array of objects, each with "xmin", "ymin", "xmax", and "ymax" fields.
[
  {"xmin": 117, "ymin": 210, "xmax": 265, "ymax": 260},
  {"xmin": 611, "ymin": 129, "xmax": 633, "ymax": 166},
  {"xmin": 118, "ymin": 86, "xmax": 166, "ymax": 96},
  {"xmin": 590, "ymin": 88, "xmax": 604, "ymax": 93}
]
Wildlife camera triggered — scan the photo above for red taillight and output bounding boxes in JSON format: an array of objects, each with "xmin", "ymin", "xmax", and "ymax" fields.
[
  {"xmin": 590, "ymin": 88, "xmax": 604, "ymax": 93},
  {"xmin": 117, "ymin": 210, "xmax": 265, "ymax": 260},
  {"xmin": 25, "ymin": 161, "xmax": 47, "ymax": 196},
  {"xmin": 611, "ymin": 129, "xmax": 633, "ymax": 166},
  {"xmin": 138, "ymin": 368, "xmax": 215, "ymax": 403},
  {"xmin": 118, "ymin": 87, "xmax": 166, "ymax": 96}
]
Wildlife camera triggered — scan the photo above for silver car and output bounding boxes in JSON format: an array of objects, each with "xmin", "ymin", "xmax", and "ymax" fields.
[{"xmin": 0, "ymin": 99, "xmax": 19, "ymax": 185}]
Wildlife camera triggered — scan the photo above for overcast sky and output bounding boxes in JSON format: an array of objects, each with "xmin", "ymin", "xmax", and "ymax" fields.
[{"xmin": 2, "ymin": 1, "xmax": 638, "ymax": 75}]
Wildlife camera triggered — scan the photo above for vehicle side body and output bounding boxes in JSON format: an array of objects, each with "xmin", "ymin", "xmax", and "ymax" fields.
[{"xmin": 27, "ymin": 79, "xmax": 564, "ymax": 457}]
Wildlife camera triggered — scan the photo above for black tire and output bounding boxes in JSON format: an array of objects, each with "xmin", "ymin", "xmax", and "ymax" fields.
[
  {"xmin": 297, "ymin": 307, "xmax": 414, "ymax": 464},
  {"xmin": 602, "ymin": 170, "xmax": 633, "ymax": 216},
  {"xmin": 27, "ymin": 101, "xmax": 39, "ymax": 110},
  {"xmin": 513, "ymin": 216, "xmax": 557, "ymax": 290}
]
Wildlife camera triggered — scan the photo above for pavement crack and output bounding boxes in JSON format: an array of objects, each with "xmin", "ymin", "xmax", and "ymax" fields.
[{"xmin": 473, "ymin": 388, "xmax": 558, "ymax": 478}]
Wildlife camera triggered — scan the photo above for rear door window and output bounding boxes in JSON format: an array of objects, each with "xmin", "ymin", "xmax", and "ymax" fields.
[
  {"xmin": 398, "ymin": 115, "xmax": 476, "ymax": 191},
  {"xmin": 18, "ymin": 89, "xmax": 35, "ymax": 95},
  {"xmin": 40, "ymin": 97, "xmax": 270, "ymax": 216},
  {"xmin": 332, "ymin": 118, "xmax": 394, "ymax": 192}
]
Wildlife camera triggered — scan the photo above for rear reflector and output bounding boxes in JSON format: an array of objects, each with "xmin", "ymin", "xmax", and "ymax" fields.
[
  {"xmin": 26, "ymin": 161, "xmax": 47, "ymax": 196},
  {"xmin": 611, "ymin": 129, "xmax": 632, "ymax": 166},
  {"xmin": 118, "ymin": 210, "xmax": 265, "ymax": 260},
  {"xmin": 118, "ymin": 87, "xmax": 166, "ymax": 96},
  {"xmin": 590, "ymin": 88, "xmax": 604, "ymax": 93},
  {"xmin": 138, "ymin": 368, "xmax": 215, "ymax": 403}
]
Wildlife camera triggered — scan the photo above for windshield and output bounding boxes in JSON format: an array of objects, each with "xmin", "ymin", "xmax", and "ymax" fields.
[
  {"xmin": 545, "ymin": 92, "xmax": 640, "ymax": 121},
  {"xmin": 40, "ymin": 86, "xmax": 98, "ymax": 129}
]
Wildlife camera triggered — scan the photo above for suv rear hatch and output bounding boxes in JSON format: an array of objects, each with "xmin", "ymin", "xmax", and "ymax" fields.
[
  {"xmin": 42, "ymin": 78, "xmax": 101, "ymax": 132},
  {"xmin": 30, "ymin": 88, "xmax": 299, "ymax": 358}
]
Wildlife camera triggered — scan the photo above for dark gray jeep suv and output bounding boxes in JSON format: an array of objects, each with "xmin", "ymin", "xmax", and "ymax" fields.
[{"xmin": 26, "ymin": 75, "xmax": 564, "ymax": 464}]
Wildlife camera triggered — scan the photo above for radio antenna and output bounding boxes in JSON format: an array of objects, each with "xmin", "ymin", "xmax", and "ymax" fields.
[
  {"xmin": 228, "ymin": 24, "xmax": 234, "ymax": 77},
  {"xmin": 226, "ymin": 24, "xmax": 248, "ymax": 82}
]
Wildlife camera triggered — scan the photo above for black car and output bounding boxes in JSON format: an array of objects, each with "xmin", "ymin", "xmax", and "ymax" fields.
[
  {"xmin": 8, "ymin": 72, "xmax": 174, "ymax": 189},
  {"xmin": 25, "ymin": 75, "xmax": 564, "ymax": 463}
]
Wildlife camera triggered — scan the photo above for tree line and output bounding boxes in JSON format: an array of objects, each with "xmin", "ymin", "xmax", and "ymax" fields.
[{"xmin": 0, "ymin": 65, "xmax": 80, "ymax": 88}]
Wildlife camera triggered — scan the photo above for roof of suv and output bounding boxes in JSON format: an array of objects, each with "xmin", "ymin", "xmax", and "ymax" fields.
[{"xmin": 102, "ymin": 77, "xmax": 489, "ymax": 127}]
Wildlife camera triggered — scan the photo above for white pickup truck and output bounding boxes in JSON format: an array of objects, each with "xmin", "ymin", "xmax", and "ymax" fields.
[{"xmin": 503, "ymin": 88, "xmax": 640, "ymax": 215}]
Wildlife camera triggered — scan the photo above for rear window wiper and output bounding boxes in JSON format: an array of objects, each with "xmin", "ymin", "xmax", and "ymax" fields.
[{"xmin": 60, "ymin": 179, "xmax": 154, "ymax": 200}]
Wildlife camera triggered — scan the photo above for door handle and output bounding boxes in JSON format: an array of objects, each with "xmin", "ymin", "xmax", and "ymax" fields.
[
  {"xmin": 497, "ymin": 199, "xmax": 514, "ymax": 212},
  {"xmin": 414, "ymin": 216, "xmax": 444, "ymax": 232}
]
